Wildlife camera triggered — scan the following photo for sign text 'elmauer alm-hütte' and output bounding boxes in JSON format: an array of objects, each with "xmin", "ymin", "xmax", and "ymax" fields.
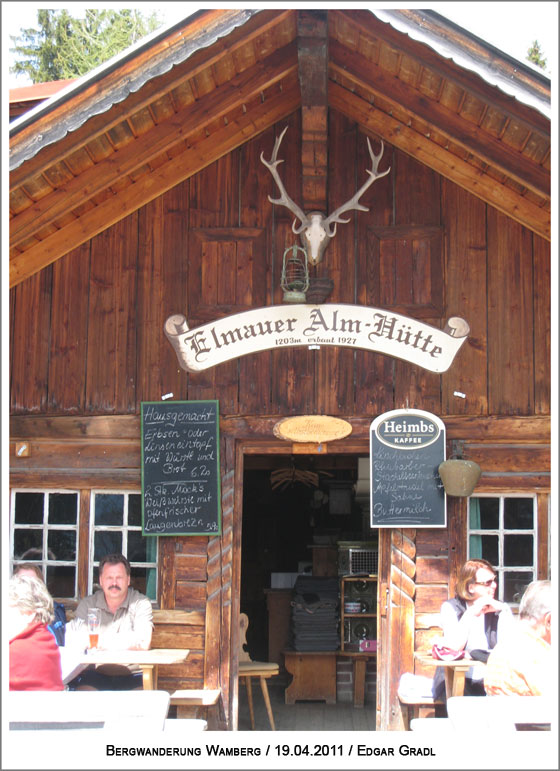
[{"xmin": 165, "ymin": 304, "xmax": 469, "ymax": 374}]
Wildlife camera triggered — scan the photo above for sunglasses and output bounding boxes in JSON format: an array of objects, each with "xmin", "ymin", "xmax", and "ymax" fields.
[{"xmin": 474, "ymin": 578, "xmax": 497, "ymax": 587}]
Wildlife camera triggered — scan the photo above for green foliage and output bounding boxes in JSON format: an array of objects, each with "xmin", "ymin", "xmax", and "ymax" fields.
[
  {"xmin": 10, "ymin": 8, "xmax": 162, "ymax": 83},
  {"xmin": 526, "ymin": 40, "xmax": 547, "ymax": 70}
]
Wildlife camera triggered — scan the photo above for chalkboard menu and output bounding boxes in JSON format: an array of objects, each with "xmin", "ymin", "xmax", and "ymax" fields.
[
  {"xmin": 141, "ymin": 400, "xmax": 221, "ymax": 536},
  {"xmin": 369, "ymin": 409, "xmax": 446, "ymax": 528}
]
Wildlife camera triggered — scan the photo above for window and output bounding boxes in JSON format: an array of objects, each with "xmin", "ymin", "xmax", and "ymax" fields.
[
  {"xmin": 468, "ymin": 495, "xmax": 537, "ymax": 604},
  {"xmin": 90, "ymin": 491, "xmax": 158, "ymax": 601},
  {"xmin": 10, "ymin": 489, "xmax": 159, "ymax": 603},
  {"xmin": 10, "ymin": 490, "xmax": 79, "ymax": 600}
]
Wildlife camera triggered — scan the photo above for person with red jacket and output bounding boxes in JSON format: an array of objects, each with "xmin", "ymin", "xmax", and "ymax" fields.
[{"xmin": 8, "ymin": 575, "xmax": 64, "ymax": 691}]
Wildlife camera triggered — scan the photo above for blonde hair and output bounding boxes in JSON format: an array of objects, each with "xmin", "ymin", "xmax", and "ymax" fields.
[
  {"xmin": 9, "ymin": 575, "xmax": 54, "ymax": 625},
  {"xmin": 456, "ymin": 558, "xmax": 496, "ymax": 601}
]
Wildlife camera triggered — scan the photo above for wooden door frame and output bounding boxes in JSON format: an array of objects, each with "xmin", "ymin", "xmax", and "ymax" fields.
[
  {"xmin": 229, "ymin": 435, "xmax": 387, "ymax": 729},
  {"xmin": 376, "ymin": 528, "xmax": 417, "ymax": 730}
]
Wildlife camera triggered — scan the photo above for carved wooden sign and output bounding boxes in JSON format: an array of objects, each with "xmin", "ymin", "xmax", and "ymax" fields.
[{"xmin": 165, "ymin": 304, "xmax": 469, "ymax": 374}]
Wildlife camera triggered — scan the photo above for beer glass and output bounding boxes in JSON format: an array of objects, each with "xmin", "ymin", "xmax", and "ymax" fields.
[{"xmin": 87, "ymin": 608, "xmax": 101, "ymax": 649}]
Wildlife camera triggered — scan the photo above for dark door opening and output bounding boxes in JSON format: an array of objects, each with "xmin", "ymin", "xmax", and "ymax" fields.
[{"xmin": 240, "ymin": 454, "xmax": 375, "ymax": 662}]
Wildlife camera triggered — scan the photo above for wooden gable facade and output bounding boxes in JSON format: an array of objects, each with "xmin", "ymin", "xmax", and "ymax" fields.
[{"xmin": 9, "ymin": 9, "xmax": 551, "ymax": 730}]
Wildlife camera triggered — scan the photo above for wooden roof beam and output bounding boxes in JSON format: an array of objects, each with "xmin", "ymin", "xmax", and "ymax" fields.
[
  {"xmin": 10, "ymin": 9, "xmax": 295, "ymax": 189},
  {"xmin": 297, "ymin": 10, "xmax": 328, "ymax": 212},
  {"xmin": 336, "ymin": 10, "xmax": 550, "ymax": 140},
  {"xmin": 9, "ymin": 80, "xmax": 301, "ymax": 287},
  {"xmin": 330, "ymin": 41, "xmax": 550, "ymax": 200},
  {"xmin": 10, "ymin": 45, "xmax": 298, "ymax": 250},
  {"xmin": 330, "ymin": 83, "xmax": 550, "ymax": 240}
]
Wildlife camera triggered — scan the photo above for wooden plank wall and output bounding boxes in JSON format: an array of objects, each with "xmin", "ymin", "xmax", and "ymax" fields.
[
  {"xmin": 9, "ymin": 109, "xmax": 550, "ymax": 421},
  {"xmin": 9, "ymin": 109, "xmax": 550, "ymax": 727}
]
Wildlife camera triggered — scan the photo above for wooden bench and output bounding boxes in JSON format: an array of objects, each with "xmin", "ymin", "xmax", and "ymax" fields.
[
  {"xmin": 400, "ymin": 621, "xmax": 446, "ymax": 729},
  {"xmin": 169, "ymin": 688, "xmax": 221, "ymax": 720},
  {"xmin": 151, "ymin": 609, "xmax": 222, "ymax": 727},
  {"xmin": 398, "ymin": 694, "xmax": 445, "ymax": 730},
  {"xmin": 283, "ymin": 650, "xmax": 337, "ymax": 704}
]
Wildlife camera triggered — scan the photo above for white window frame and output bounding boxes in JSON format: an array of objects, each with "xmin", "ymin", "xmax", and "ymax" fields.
[
  {"xmin": 10, "ymin": 488, "xmax": 80, "ymax": 601},
  {"xmin": 89, "ymin": 490, "xmax": 158, "ymax": 599},
  {"xmin": 467, "ymin": 493, "xmax": 537, "ymax": 605}
]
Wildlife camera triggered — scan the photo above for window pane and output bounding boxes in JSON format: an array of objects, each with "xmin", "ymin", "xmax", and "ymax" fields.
[
  {"xmin": 14, "ymin": 492, "xmax": 44, "ymax": 524},
  {"xmin": 504, "ymin": 498, "xmax": 534, "ymax": 530},
  {"xmin": 94, "ymin": 494, "xmax": 124, "ymax": 526},
  {"xmin": 504, "ymin": 534, "xmax": 533, "ymax": 566},
  {"xmin": 503, "ymin": 571, "xmax": 534, "ymax": 604},
  {"xmin": 47, "ymin": 564, "xmax": 76, "ymax": 599},
  {"xmin": 470, "ymin": 498, "xmax": 499, "ymax": 529},
  {"xmin": 94, "ymin": 530, "xmax": 122, "ymax": 560},
  {"xmin": 470, "ymin": 534, "xmax": 498, "ymax": 564},
  {"xmin": 48, "ymin": 493, "xmax": 78, "ymax": 524},
  {"xmin": 128, "ymin": 495, "xmax": 142, "ymax": 526},
  {"xmin": 13, "ymin": 530, "xmax": 43, "ymax": 559},
  {"xmin": 127, "ymin": 530, "xmax": 148, "ymax": 562},
  {"xmin": 48, "ymin": 530, "xmax": 77, "ymax": 561}
]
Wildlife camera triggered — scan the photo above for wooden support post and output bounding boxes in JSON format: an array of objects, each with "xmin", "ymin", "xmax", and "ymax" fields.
[{"xmin": 297, "ymin": 10, "xmax": 328, "ymax": 213}]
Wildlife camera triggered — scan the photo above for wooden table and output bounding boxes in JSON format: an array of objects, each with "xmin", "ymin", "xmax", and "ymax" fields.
[
  {"xmin": 283, "ymin": 650, "xmax": 376, "ymax": 707},
  {"xmin": 338, "ymin": 651, "xmax": 376, "ymax": 708},
  {"xmin": 414, "ymin": 651, "xmax": 484, "ymax": 699},
  {"xmin": 67, "ymin": 648, "xmax": 189, "ymax": 690}
]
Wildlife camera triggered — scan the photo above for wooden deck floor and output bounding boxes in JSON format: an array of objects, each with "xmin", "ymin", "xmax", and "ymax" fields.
[{"xmin": 236, "ymin": 678, "xmax": 376, "ymax": 732}]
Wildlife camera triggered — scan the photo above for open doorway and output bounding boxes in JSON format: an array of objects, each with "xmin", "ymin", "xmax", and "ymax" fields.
[{"xmin": 240, "ymin": 453, "xmax": 376, "ymax": 664}]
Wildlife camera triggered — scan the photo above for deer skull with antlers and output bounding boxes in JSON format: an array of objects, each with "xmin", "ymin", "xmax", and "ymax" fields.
[{"xmin": 260, "ymin": 126, "xmax": 391, "ymax": 266}]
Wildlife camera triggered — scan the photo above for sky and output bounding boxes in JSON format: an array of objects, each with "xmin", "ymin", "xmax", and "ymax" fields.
[{"xmin": 2, "ymin": 1, "xmax": 558, "ymax": 89}]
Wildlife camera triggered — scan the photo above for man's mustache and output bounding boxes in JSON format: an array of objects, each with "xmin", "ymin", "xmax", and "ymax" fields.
[{"xmin": 108, "ymin": 584, "xmax": 121, "ymax": 590}]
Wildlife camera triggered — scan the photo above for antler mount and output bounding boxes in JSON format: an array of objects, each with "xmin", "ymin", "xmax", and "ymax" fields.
[{"xmin": 260, "ymin": 127, "xmax": 390, "ymax": 266}]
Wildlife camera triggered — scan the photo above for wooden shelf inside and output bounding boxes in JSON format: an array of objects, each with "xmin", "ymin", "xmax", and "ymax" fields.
[{"xmin": 340, "ymin": 575, "xmax": 378, "ymax": 652}]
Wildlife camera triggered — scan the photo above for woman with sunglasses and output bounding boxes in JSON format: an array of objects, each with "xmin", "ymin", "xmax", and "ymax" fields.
[{"xmin": 433, "ymin": 558, "xmax": 514, "ymax": 697}]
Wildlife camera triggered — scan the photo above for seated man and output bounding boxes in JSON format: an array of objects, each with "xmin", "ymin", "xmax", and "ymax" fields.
[
  {"xmin": 67, "ymin": 553, "xmax": 153, "ymax": 690},
  {"xmin": 484, "ymin": 579, "xmax": 551, "ymax": 696}
]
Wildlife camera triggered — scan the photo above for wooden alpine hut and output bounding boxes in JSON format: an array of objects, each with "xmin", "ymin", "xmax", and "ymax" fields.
[{"xmin": 9, "ymin": 9, "xmax": 551, "ymax": 730}]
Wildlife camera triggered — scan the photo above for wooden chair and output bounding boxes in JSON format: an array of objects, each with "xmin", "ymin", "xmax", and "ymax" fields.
[{"xmin": 238, "ymin": 612, "xmax": 279, "ymax": 730}]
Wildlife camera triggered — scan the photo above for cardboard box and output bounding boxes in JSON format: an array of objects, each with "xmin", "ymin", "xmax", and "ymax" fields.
[{"xmin": 270, "ymin": 572, "xmax": 300, "ymax": 589}]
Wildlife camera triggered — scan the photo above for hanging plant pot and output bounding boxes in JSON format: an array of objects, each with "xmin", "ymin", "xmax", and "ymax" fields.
[{"xmin": 438, "ymin": 459, "xmax": 482, "ymax": 497}]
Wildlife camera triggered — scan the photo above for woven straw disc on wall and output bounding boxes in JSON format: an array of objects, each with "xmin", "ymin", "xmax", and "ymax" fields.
[{"xmin": 273, "ymin": 415, "xmax": 352, "ymax": 444}]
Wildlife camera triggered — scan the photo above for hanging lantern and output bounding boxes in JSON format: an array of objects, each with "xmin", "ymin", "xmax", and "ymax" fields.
[
  {"xmin": 438, "ymin": 458, "xmax": 482, "ymax": 497},
  {"xmin": 281, "ymin": 245, "xmax": 309, "ymax": 303}
]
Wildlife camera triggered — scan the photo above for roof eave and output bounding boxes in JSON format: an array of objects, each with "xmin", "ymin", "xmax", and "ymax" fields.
[
  {"xmin": 372, "ymin": 8, "xmax": 551, "ymax": 119},
  {"xmin": 9, "ymin": 9, "xmax": 263, "ymax": 170}
]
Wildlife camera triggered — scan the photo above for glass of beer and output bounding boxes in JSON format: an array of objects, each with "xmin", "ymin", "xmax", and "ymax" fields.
[{"xmin": 87, "ymin": 608, "xmax": 101, "ymax": 649}]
